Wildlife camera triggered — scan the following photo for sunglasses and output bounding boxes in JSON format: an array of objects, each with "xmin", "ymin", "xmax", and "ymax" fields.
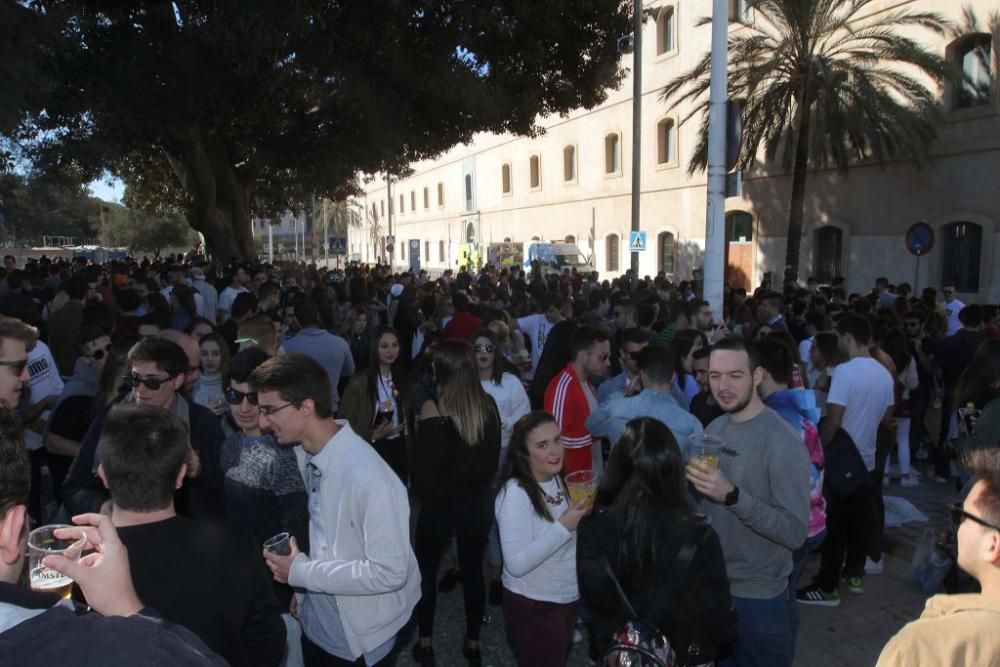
[
  {"xmin": 0, "ymin": 359, "xmax": 28, "ymax": 375},
  {"xmin": 123, "ymin": 373, "xmax": 177, "ymax": 391},
  {"xmin": 949, "ymin": 503, "xmax": 1000, "ymax": 532},
  {"xmin": 473, "ymin": 344, "xmax": 495, "ymax": 354},
  {"xmin": 88, "ymin": 344, "xmax": 112, "ymax": 360},
  {"xmin": 226, "ymin": 387, "xmax": 259, "ymax": 406}
]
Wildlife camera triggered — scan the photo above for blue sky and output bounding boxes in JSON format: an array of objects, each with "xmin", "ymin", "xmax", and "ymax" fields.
[{"xmin": 88, "ymin": 176, "xmax": 125, "ymax": 203}]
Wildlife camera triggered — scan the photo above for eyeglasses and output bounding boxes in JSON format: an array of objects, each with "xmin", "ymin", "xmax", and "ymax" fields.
[
  {"xmin": 473, "ymin": 344, "xmax": 495, "ymax": 354},
  {"xmin": 0, "ymin": 359, "xmax": 28, "ymax": 375},
  {"xmin": 259, "ymin": 402, "xmax": 295, "ymax": 417},
  {"xmin": 950, "ymin": 503, "xmax": 1000, "ymax": 532},
  {"xmin": 87, "ymin": 344, "xmax": 112, "ymax": 360},
  {"xmin": 226, "ymin": 387, "xmax": 258, "ymax": 406},
  {"xmin": 123, "ymin": 373, "xmax": 177, "ymax": 391}
]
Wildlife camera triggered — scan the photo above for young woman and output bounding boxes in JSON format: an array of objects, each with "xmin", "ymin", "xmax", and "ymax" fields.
[
  {"xmin": 474, "ymin": 329, "xmax": 531, "ymax": 605},
  {"xmin": 495, "ymin": 411, "xmax": 588, "ymax": 666},
  {"xmin": 577, "ymin": 417, "xmax": 737, "ymax": 666},
  {"xmin": 882, "ymin": 327, "xmax": 920, "ymax": 486},
  {"xmin": 192, "ymin": 333, "xmax": 230, "ymax": 416},
  {"xmin": 338, "ymin": 327, "xmax": 410, "ymax": 482},
  {"xmin": 410, "ymin": 340, "xmax": 501, "ymax": 666},
  {"xmin": 340, "ymin": 305, "xmax": 371, "ymax": 371}
]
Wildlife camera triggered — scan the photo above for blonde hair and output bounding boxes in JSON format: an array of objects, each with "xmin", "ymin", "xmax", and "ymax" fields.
[{"xmin": 433, "ymin": 340, "xmax": 494, "ymax": 446}]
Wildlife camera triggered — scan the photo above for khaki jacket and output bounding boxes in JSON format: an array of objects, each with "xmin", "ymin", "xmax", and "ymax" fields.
[{"xmin": 876, "ymin": 593, "xmax": 1000, "ymax": 667}]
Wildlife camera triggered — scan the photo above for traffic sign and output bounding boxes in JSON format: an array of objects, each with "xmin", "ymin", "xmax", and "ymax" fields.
[
  {"xmin": 386, "ymin": 235, "xmax": 396, "ymax": 246},
  {"xmin": 328, "ymin": 236, "xmax": 347, "ymax": 255},
  {"xmin": 905, "ymin": 223, "xmax": 935, "ymax": 257},
  {"xmin": 629, "ymin": 230, "xmax": 647, "ymax": 252}
]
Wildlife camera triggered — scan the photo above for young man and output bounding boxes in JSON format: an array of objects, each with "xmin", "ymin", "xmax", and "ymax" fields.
[
  {"xmin": 799, "ymin": 314, "xmax": 894, "ymax": 606},
  {"xmin": 218, "ymin": 267, "xmax": 250, "ymax": 324},
  {"xmin": 685, "ymin": 336, "xmax": 810, "ymax": 667},
  {"xmin": 544, "ymin": 326, "xmax": 611, "ymax": 475},
  {"xmin": 62, "ymin": 337, "xmax": 224, "ymax": 520},
  {"xmin": 756, "ymin": 293, "xmax": 788, "ymax": 332},
  {"xmin": 516, "ymin": 294, "xmax": 565, "ymax": 381},
  {"xmin": 47, "ymin": 276, "xmax": 89, "ymax": 377},
  {"xmin": 281, "ymin": 297, "xmax": 355, "ymax": 413},
  {"xmin": 941, "ymin": 284, "xmax": 965, "ymax": 336},
  {"xmin": 0, "ymin": 316, "xmax": 31, "ymax": 408},
  {"xmin": 595, "ymin": 327, "xmax": 648, "ymax": 405},
  {"xmin": 252, "ymin": 353, "xmax": 420, "ymax": 666},
  {"xmin": 877, "ymin": 448, "xmax": 1000, "ymax": 665},
  {"xmin": 688, "ymin": 347, "xmax": 724, "ymax": 427},
  {"xmin": 97, "ymin": 403, "xmax": 285, "ymax": 667},
  {"xmin": 587, "ymin": 343, "xmax": 703, "ymax": 453},
  {"xmin": 0, "ymin": 405, "xmax": 226, "ymax": 665}
]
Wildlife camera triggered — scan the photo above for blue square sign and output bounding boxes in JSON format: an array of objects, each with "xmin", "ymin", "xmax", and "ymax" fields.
[{"xmin": 629, "ymin": 231, "xmax": 647, "ymax": 252}]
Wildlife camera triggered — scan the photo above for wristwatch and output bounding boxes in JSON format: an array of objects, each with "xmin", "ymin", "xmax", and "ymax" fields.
[{"xmin": 724, "ymin": 485, "xmax": 740, "ymax": 507}]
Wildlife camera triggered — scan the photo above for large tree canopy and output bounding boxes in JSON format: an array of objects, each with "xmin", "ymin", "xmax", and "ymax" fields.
[{"xmin": 4, "ymin": 0, "xmax": 632, "ymax": 261}]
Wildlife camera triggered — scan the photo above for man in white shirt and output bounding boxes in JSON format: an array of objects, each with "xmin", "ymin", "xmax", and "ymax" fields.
[
  {"xmin": 218, "ymin": 267, "xmax": 250, "ymax": 324},
  {"xmin": 254, "ymin": 353, "xmax": 420, "ymax": 666},
  {"xmin": 941, "ymin": 284, "xmax": 965, "ymax": 336},
  {"xmin": 516, "ymin": 294, "xmax": 565, "ymax": 381},
  {"xmin": 799, "ymin": 314, "xmax": 893, "ymax": 607}
]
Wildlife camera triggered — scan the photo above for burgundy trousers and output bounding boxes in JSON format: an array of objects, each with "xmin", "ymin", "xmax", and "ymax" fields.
[{"xmin": 502, "ymin": 587, "xmax": 579, "ymax": 666}]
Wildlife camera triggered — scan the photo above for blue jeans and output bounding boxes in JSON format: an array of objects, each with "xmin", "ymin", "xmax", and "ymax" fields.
[
  {"xmin": 718, "ymin": 589, "xmax": 793, "ymax": 667},
  {"xmin": 789, "ymin": 531, "xmax": 826, "ymax": 662}
]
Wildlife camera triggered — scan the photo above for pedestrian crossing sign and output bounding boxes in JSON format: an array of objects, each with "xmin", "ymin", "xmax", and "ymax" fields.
[{"xmin": 629, "ymin": 231, "xmax": 647, "ymax": 252}]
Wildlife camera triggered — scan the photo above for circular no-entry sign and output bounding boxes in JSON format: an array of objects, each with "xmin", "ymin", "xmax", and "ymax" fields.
[{"xmin": 905, "ymin": 222, "xmax": 935, "ymax": 257}]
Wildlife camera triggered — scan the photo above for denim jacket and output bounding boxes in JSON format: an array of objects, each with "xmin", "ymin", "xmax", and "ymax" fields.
[{"xmin": 586, "ymin": 386, "xmax": 703, "ymax": 455}]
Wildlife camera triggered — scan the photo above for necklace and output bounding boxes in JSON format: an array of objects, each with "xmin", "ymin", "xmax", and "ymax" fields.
[{"xmin": 538, "ymin": 480, "xmax": 565, "ymax": 506}]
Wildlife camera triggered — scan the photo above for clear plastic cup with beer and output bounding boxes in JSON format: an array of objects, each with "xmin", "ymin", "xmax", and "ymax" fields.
[
  {"xmin": 263, "ymin": 532, "xmax": 291, "ymax": 556},
  {"xmin": 689, "ymin": 433, "xmax": 724, "ymax": 472},
  {"xmin": 28, "ymin": 524, "xmax": 87, "ymax": 599},
  {"xmin": 565, "ymin": 470, "xmax": 597, "ymax": 508}
]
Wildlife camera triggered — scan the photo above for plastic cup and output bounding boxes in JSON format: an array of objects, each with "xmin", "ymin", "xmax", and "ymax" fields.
[
  {"xmin": 28, "ymin": 524, "xmax": 87, "ymax": 599},
  {"xmin": 263, "ymin": 532, "xmax": 291, "ymax": 556},
  {"xmin": 688, "ymin": 433, "xmax": 724, "ymax": 471},
  {"xmin": 565, "ymin": 470, "xmax": 597, "ymax": 508}
]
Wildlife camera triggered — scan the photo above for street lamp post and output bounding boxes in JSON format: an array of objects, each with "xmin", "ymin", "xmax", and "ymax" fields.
[
  {"xmin": 703, "ymin": 0, "xmax": 729, "ymax": 320},
  {"xmin": 629, "ymin": 0, "xmax": 642, "ymax": 291}
]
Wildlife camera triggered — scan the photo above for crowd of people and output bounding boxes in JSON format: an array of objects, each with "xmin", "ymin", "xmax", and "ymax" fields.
[{"xmin": 0, "ymin": 251, "xmax": 997, "ymax": 666}]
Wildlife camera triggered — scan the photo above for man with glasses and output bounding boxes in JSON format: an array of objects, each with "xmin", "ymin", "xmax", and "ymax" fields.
[
  {"xmin": 0, "ymin": 316, "xmax": 34, "ymax": 407},
  {"xmin": 62, "ymin": 337, "xmax": 224, "ymax": 520},
  {"xmin": 877, "ymin": 448, "xmax": 1000, "ymax": 665},
  {"xmin": 252, "ymin": 353, "xmax": 420, "ymax": 666}
]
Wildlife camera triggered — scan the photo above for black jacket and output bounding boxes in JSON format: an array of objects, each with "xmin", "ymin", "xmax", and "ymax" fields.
[
  {"xmin": 410, "ymin": 404, "xmax": 500, "ymax": 502},
  {"xmin": 61, "ymin": 396, "xmax": 225, "ymax": 519},
  {"xmin": 578, "ymin": 505, "xmax": 737, "ymax": 666}
]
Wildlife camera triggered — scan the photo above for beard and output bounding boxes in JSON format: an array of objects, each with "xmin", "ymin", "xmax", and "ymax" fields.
[{"xmin": 719, "ymin": 386, "xmax": 754, "ymax": 415}]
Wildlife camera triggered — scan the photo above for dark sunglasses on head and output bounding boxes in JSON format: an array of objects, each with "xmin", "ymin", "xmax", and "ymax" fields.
[
  {"xmin": 0, "ymin": 359, "xmax": 28, "ymax": 375},
  {"xmin": 88, "ymin": 344, "xmax": 112, "ymax": 360},
  {"xmin": 473, "ymin": 344, "xmax": 495, "ymax": 354},
  {"xmin": 950, "ymin": 503, "xmax": 1000, "ymax": 532},
  {"xmin": 225, "ymin": 387, "xmax": 259, "ymax": 406},
  {"xmin": 123, "ymin": 373, "xmax": 176, "ymax": 391}
]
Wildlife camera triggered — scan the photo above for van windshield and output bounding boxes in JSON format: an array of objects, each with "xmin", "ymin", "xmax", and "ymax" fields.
[{"xmin": 554, "ymin": 253, "xmax": 588, "ymax": 267}]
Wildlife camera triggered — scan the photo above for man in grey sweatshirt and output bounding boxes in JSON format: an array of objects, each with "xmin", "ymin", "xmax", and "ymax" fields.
[{"xmin": 686, "ymin": 336, "xmax": 810, "ymax": 667}]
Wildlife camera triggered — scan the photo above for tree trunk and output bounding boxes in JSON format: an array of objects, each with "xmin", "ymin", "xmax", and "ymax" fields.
[
  {"xmin": 165, "ymin": 130, "xmax": 256, "ymax": 264},
  {"xmin": 784, "ymin": 90, "xmax": 813, "ymax": 285}
]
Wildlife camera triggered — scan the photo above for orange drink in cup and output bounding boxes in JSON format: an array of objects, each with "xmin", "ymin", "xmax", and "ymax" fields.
[
  {"xmin": 565, "ymin": 470, "xmax": 597, "ymax": 508},
  {"xmin": 689, "ymin": 434, "xmax": 724, "ymax": 472}
]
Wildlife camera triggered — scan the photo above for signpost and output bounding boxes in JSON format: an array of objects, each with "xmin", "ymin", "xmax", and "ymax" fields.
[
  {"xmin": 329, "ymin": 236, "xmax": 347, "ymax": 255},
  {"xmin": 905, "ymin": 222, "xmax": 935, "ymax": 292}
]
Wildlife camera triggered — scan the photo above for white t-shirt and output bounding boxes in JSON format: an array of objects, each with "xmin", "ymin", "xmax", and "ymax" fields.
[
  {"xmin": 217, "ymin": 286, "xmax": 249, "ymax": 319},
  {"xmin": 24, "ymin": 341, "xmax": 65, "ymax": 451},
  {"xmin": 481, "ymin": 372, "xmax": 530, "ymax": 450},
  {"xmin": 943, "ymin": 298, "xmax": 965, "ymax": 336},
  {"xmin": 828, "ymin": 356, "xmax": 894, "ymax": 470},
  {"xmin": 517, "ymin": 313, "xmax": 556, "ymax": 380}
]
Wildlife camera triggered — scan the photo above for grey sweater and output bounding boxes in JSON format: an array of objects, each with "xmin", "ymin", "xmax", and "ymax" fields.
[{"xmin": 697, "ymin": 406, "xmax": 810, "ymax": 599}]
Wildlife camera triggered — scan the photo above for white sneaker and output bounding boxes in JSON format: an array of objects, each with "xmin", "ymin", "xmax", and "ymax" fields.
[
  {"xmin": 865, "ymin": 557, "xmax": 884, "ymax": 575},
  {"xmin": 901, "ymin": 475, "xmax": 920, "ymax": 488},
  {"xmin": 573, "ymin": 628, "xmax": 584, "ymax": 644}
]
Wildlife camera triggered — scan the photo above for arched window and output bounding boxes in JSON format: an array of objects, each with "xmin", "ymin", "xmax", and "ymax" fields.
[
  {"xmin": 464, "ymin": 175, "xmax": 473, "ymax": 211},
  {"xmin": 656, "ymin": 6, "xmax": 676, "ymax": 55},
  {"xmin": 606, "ymin": 234, "xmax": 620, "ymax": 272},
  {"xmin": 501, "ymin": 163, "xmax": 512, "ymax": 194},
  {"xmin": 604, "ymin": 134, "xmax": 621, "ymax": 174},
  {"xmin": 410, "ymin": 191, "xmax": 416, "ymax": 211},
  {"xmin": 401, "ymin": 241, "xmax": 406, "ymax": 260},
  {"xmin": 437, "ymin": 182, "xmax": 444, "ymax": 206},
  {"xmin": 813, "ymin": 226, "xmax": 843, "ymax": 283},
  {"xmin": 942, "ymin": 222, "xmax": 982, "ymax": 292},
  {"xmin": 563, "ymin": 145, "xmax": 576, "ymax": 182},
  {"xmin": 657, "ymin": 119, "xmax": 677, "ymax": 165},
  {"xmin": 726, "ymin": 211, "xmax": 754, "ymax": 242},
  {"xmin": 466, "ymin": 222, "xmax": 476, "ymax": 243},
  {"xmin": 399, "ymin": 194, "xmax": 405, "ymax": 214},
  {"xmin": 529, "ymin": 155, "xmax": 541, "ymax": 189},
  {"xmin": 950, "ymin": 34, "xmax": 992, "ymax": 110},
  {"xmin": 423, "ymin": 187, "xmax": 429, "ymax": 209},
  {"xmin": 658, "ymin": 232, "xmax": 676, "ymax": 275},
  {"xmin": 438, "ymin": 240, "xmax": 445, "ymax": 262}
]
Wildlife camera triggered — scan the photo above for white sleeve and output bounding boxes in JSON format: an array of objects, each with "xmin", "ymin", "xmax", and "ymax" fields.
[
  {"xmin": 495, "ymin": 485, "xmax": 571, "ymax": 578},
  {"xmin": 505, "ymin": 374, "xmax": 531, "ymax": 426},
  {"xmin": 827, "ymin": 365, "xmax": 850, "ymax": 408},
  {"xmin": 902, "ymin": 358, "xmax": 919, "ymax": 392}
]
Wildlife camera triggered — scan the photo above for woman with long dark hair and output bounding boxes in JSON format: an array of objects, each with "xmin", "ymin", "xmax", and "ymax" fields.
[
  {"xmin": 578, "ymin": 417, "xmax": 736, "ymax": 666},
  {"xmin": 953, "ymin": 338, "xmax": 1000, "ymax": 457},
  {"xmin": 340, "ymin": 305, "xmax": 371, "ymax": 370},
  {"xmin": 338, "ymin": 326, "xmax": 410, "ymax": 482},
  {"xmin": 882, "ymin": 327, "xmax": 919, "ymax": 486},
  {"xmin": 528, "ymin": 320, "xmax": 579, "ymax": 410},
  {"xmin": 495, "ymin": 411, "xmax": 589, "ymax": 665},
  {"xmin": 410, "ymin": 340, "xmax": 501, "ymax": 666}
]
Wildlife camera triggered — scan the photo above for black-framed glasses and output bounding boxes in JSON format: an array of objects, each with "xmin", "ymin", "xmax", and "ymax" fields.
[
  {"xmin": 950, "ymin": 503, "xmax": 1000, "ymax": 532},
  {"xmin": 259, "ymin": 402, "xmax": 294, "ymax": 417},
  {"xmin": 226, "ymin": 387, "xmax": 258, "ymax": 406},
  {"xmin": 0, "ymin": 359, "xmax": 28, "ymax": 375},
  {"xmin": 473, "ymin": 344, "xmax": 495, "ymax": 354},
  {"xmin": 123, "ymin": 373, "xmax": 177, "ymax": 391},
  {"xmin": 88, "ymin": 344, "xmax": 112, "ymax": 360}
]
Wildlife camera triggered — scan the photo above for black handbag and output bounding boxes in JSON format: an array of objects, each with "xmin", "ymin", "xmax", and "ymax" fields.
[{"xmin": 822, "ymin": 426, "xmax": 869, "ymax": 498}]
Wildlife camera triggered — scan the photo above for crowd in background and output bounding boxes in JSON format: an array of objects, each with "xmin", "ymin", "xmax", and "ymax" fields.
[{"xmin": 0, "ymin": 251, "xmax": 997, "ymax": 666}]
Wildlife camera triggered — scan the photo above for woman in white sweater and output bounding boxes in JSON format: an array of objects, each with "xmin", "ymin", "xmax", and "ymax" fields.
[
  {"xmin": 475, "ymin": 330, "xmax": 531, "ymax": 605},
  {"xmin": 495, "ymin": 411, "xmax": 590, "ymax": 665}
]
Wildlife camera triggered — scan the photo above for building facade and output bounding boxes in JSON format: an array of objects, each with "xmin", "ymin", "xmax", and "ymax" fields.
[{"xmin": 348, "ymin": 0, "xmax": 1000, "ymax": 301}]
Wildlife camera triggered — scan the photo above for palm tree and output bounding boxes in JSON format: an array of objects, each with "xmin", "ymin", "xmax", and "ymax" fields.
[{"xmin": 662, "ymin": 0, "xmax": 956, "ymax": 283}]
